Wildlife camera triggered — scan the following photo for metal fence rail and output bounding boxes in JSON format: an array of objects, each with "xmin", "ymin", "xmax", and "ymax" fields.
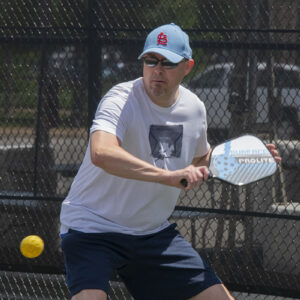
[{"xmin": 0, "ymin": 0, "xmax": 299, "ymax": 299}]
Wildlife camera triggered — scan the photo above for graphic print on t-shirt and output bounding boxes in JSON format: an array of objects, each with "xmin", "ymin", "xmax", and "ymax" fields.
[{"xmin": 149, "ymin": 125, "xmax": 183, "ymax": 168}]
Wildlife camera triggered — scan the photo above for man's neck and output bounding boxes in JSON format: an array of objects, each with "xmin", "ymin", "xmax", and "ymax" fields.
[{"xmin": 148, "ymin": 89, "xmax": 179, "ymax": 108}]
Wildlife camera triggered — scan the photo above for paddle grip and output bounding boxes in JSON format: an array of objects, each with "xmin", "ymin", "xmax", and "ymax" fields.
[
  {"xmin": 180, "ymin": 173, "xmax": 212, "ymax": 188},
  {"xmin": 180, "ymin": 179, "xmax": 188, "ymax": 188}
]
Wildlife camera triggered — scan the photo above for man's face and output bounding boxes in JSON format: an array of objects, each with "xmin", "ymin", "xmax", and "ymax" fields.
[{"xmin": 142, "ymin": 53, "xmax": 194, "ymax": 106}]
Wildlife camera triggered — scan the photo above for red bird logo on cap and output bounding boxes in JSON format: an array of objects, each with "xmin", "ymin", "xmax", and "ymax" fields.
[{"xmin": 157, "ymin": 32, "xmax": 168, "ymax": 46}]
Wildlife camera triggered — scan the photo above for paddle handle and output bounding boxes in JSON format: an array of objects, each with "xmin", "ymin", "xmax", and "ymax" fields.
[
  {"xmin": 180, "ymin": 174, "xmax": 212, "ymax": 188},
  {"xmin": 180, "ymin": 179, "xmax": 188, "ymax": 187}
]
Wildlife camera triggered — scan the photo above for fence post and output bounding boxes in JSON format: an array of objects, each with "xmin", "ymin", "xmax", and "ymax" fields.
[
  {"xmin": 34, "ymin": 44, "xmax": 48, "ymax": 196},
  {"xmin": 33, "ymin": 44, "xmax": 57, "ymax": 196},
  {"xmin": 88, "ymin": 0, "xmax": 102, "ymax": 131}
]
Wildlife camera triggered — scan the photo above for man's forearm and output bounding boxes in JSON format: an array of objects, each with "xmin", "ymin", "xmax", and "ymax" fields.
[{"xmin": 91, "ymin": 144, "xmax": 168, "ymax": 183}]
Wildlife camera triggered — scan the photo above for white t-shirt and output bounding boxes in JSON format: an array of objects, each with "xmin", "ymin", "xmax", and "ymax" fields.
[{"xmin": 60, "ymin": 77, "xmax": 210, "ymax": 235}]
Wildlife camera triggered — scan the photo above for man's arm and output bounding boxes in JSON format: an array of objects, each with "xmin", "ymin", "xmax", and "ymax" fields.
[
  {"xmin": 191, "ymin": 148, "xmax": 212, "ymax": 168},
  {"xmin": 90, "ymin": 130, "xmax": 209, "ymax": 189},
  {"xmin": 90, "ymin": 130, "xmax": 167, "ymax": 183}
]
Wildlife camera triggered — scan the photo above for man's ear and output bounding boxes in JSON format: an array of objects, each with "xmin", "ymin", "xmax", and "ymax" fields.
[{"xmin": 185, "ymin": 59, "xmax": 194, "ymax": 75}]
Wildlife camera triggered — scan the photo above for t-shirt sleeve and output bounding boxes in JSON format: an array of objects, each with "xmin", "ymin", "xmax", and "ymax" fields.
[
  {"xmin": 194, "ymin": 101, "xmax": 211, "ymax": 158},
  {"xmin": 90, "ymin": 85, "xmax": 130, "ymax": 142}
]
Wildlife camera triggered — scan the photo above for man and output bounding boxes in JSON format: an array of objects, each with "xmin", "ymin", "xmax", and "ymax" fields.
[{"xmin": 60, "ymin": 23, "xmax": 280, "ymax": 300}]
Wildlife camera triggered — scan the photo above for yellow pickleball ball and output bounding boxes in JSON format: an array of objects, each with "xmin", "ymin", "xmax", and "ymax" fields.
[{"xmin": 20, "ymin": 235, "xmax": 44, "ymax": 258}]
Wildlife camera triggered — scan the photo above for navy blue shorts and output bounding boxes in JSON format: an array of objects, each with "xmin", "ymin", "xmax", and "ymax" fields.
[{"xmin": 61, "ymin": 223, "xmax": 222, "ymax": 300}]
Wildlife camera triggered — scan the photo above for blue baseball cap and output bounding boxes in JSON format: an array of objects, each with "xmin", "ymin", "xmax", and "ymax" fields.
[{"xmin": 138, "ymin": 23, "xmax": 192, "ymax": 63}]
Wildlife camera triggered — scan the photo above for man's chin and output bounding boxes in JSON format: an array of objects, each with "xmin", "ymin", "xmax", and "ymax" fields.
[{"xmin": 149, "ymin": 87, "xmax": 166, "ymax": 98}]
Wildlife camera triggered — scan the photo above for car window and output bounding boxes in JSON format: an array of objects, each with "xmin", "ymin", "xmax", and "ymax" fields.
[
  {"xmin": 257, "ymin": 69, "xmax": 300, "ymax": 88},
  {"xmin": 190, "ymin": 69, "xmax": 225, "ymax": 89},
  {"xmin": 275, "ymin": 70, "xmax": 300, "ymax": 88}
]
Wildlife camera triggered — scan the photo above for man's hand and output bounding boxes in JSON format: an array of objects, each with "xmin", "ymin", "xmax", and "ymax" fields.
[
  {"xmin": 165, "ymin": 165, "xmax": 210, "ymax": 190},
  {"xmin": 266, "ymin": 144, "xmax": 281, "ymax": 163}
]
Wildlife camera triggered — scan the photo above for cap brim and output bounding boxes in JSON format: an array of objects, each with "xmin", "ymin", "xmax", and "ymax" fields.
[{"xmin": 138, "ymin": 48, "xmax": 184, "ymax": 63}]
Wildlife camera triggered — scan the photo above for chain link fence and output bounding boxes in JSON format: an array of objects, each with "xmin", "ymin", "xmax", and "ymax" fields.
[{"xmin": 0, "ymin": 0, "xmax": 299, "ymax": 299}]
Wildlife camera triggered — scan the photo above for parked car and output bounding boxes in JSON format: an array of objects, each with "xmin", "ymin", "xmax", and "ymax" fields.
[{"xmin": 188, "ymin": 62, "xmax": 300, "ymax": 140}]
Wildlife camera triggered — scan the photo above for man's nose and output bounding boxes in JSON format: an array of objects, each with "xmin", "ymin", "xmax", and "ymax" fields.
[{"xmin": 153, "ymin": 62, "xmax": 164, "ymax": 72}]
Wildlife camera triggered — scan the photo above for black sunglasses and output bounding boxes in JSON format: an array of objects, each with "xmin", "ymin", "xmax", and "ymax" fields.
[{"xmin": 142, "ymin": 57, "xmax": 186, "ymax": 69}]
